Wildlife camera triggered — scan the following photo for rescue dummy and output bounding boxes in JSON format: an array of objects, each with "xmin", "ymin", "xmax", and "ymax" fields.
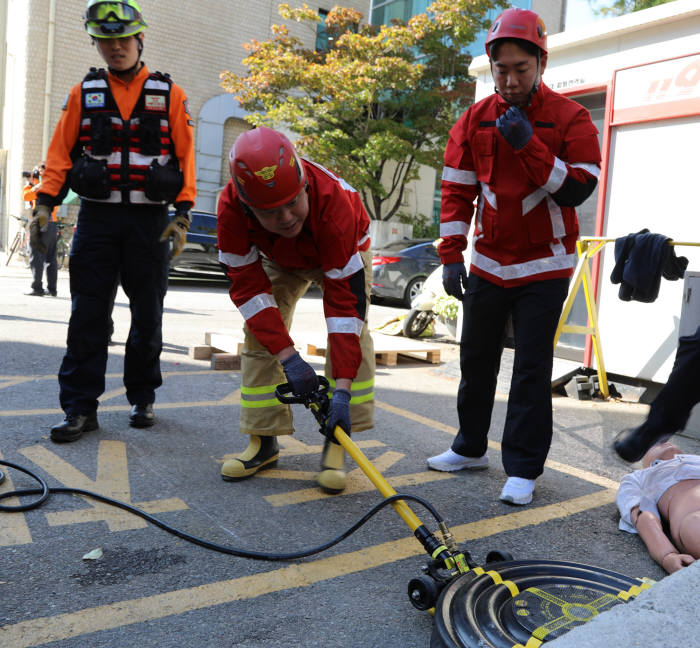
[
  {"xmin": 35, "ymin": 0, "xmax": 196, "ymax": 442},
  {"xmin": 617, "ymin": 442, "xmax": 700, "ymax": 574},
  {"xmin": 426, "ymin": 8, "xmax": 602, "ymax": 506},
  {"xmin": 217, "ymin": 127, "xmax": 375, "ymax": 493}
]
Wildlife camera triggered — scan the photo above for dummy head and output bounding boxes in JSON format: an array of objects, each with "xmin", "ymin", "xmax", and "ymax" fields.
[{"xmin": 643, "ymin": 441, "xmax": 681, "ymax": 468}]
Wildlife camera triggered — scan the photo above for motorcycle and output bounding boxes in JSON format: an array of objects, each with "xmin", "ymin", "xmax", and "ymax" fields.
[{"xmin": 402, "ymin": 264, "xmax": 463, "ymax": 339}]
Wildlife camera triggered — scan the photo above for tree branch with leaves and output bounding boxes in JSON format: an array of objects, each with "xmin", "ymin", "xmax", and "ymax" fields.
[{"xmin": 220, "ymin": 0, "xmax": 504, "ymax": 221}]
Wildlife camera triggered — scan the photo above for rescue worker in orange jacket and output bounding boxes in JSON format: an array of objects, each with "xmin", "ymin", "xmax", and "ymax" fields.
[
  {"xmin": 217, "ymin": 127, "xmax": 375, "ymax": 493},
  {"xmin": 23, "ymin": 164, "xmax": 60, "ymax": 296},
  {"xmin": 426, "ymin": 9, "xmax": 601, "ymax": 505},
  {"xmin": 32, "ymin": 1, "xmax": 196, "ymax": 442}
]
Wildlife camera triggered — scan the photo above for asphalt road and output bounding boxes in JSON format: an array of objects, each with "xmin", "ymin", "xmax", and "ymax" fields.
[{"xmin": 1, "ymin": 258, "xmax": 698, "ymax": 648}]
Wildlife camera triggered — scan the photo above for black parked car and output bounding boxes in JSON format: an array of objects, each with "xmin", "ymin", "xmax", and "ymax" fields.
[
  {"xmin": 371, "ymin": 238, "xmax": 440, "ymax": 308},
  {"xmin": 168, "ymin": 209, "xmax": 227, "ymax": 281}
]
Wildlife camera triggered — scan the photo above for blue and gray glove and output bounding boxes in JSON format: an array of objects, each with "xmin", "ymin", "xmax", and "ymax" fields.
[
  {"xmin": 281, "ymin": 351, "xmax": 319, "ymax": 396},
  {"xmin": 496, "ymin": 105, "xmax": 533, "ymax": 150},
  {"xmin": 325, "ymin": 388, "xmax": 351, "ymax": 438},
  {"xmin": 442, "ymin": 263, "xmax": 468, "ymax": 300}
]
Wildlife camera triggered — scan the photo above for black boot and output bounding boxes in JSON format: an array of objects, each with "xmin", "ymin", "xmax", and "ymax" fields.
[
  {"xmin": 50, "ymin": 413, "xmax": 99, "ymax": 443},
  {"xmin": 129, "ymin": 403, "xmax": 155, "ymax": 428},
  {"xmin": 613, "ymin": 424, "xmax": 672, "ymax": 463}
]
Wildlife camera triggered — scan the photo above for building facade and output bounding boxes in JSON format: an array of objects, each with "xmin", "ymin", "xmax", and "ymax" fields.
[{"xmin": 0, "ymin": 0, "xmax": 371, "ymax": 249}]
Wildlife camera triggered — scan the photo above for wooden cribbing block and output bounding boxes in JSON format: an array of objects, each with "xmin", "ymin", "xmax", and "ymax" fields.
[
  {"xmin": 306, "ymin": 332, "xmax": 440, "ymax": 366},
  {"xmin": 204, "ymin": 332, "xmax": 243, "ymax": 354},
  {"xmin": 192, "ymin": 345, "xmax": 213, "ymax": 360},
  {"xmin": 211, "ymin": 353, "xmax": 241, "ymax": 370}
]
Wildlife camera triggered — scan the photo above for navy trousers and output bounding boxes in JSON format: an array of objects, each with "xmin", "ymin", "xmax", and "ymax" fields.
[
  {"xmin": 58, "ymin": 201, "xmax": 169, "ymax": 416},
  {"xmin": 639, "ymin": 324, "xmax": 700, "ymax": 438},
  {"xmin": 451, "ymin": 274, "xmax": 569, "ymax": 479},
  {"xmin": 29, "ymin": 221, "xmax": 58, "ymax": 294}
]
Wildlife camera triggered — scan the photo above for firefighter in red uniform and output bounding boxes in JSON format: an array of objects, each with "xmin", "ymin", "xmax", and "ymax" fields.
[
  {"xmin": 32, "ymin": 1, "xmax": 196, "ymax": 442},
  {"xmin": 426, "ymin": 9, "xmax": 601, "ymax": 505},
  {"xmin": 217, "ymin": 127, "xmax": 375, "ymax": 493}
]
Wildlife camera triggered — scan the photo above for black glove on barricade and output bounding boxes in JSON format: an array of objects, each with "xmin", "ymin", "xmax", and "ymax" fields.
[
  {"xmin": 281, "ymin": 352, "xmax": 320, "ymax": 396},
  {"xmin": 496, "ymin": 105, "xmax": 533, "ymax": 150},
  {"xmin": 325, "ymin": 389, "xmax": 351, "ymax": 439},
  {"xmin": 442, "ymin": 263, "xmax": 468, "ymax": 300}
]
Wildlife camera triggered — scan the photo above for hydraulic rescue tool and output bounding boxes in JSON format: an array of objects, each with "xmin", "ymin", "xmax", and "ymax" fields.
[
  {"xmin": 276, "ymin": 377, "xmax": 654, "ymax": 648},
  {"xmin": 1, "ymin": 376, "xmax": 653, "ymax": 647}
]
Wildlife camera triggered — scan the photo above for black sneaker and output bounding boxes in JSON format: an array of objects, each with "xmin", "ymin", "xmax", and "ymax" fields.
[
  {"xmin": 51, "ymin": 412, "xmax": 99, "ymax": 443},
  {"xmin": 25, "ymin": 289, "xmax": 45, "ymax": 297}
]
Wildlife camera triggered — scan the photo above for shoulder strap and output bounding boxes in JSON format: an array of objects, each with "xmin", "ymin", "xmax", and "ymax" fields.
[{"xmin": 83, "ymin": 67, "xmax": 107, "ymax": 82}]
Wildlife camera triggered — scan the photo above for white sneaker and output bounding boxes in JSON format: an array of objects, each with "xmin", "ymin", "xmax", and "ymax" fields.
[
  {"xmin": 427, "ymin": 449, "xmax": 489, "ymax": 472},
  {"xmin": 499, "ymin": 477, "xmax": 535, "ymax": 505}
]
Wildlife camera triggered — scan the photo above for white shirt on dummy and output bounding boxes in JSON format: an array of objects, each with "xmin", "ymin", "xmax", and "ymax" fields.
[{"xmin": 617, "ymin": 454, "xmax": 700, "ymax": 534}]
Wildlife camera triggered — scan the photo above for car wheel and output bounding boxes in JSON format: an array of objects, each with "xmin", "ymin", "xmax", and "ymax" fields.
[
  {"xmin": 402, "ymin": 309, "xmax": 435, "ymax": 338},
  {"xmin": 403, "ymin": 276, "xmax": 425, "ymax": 308}
]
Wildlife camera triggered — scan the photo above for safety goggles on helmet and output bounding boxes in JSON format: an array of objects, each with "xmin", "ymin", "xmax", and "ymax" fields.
[
  {"xmin": 84, "ymin": 1, "xmax": 142, "ymax": 22},
  {"xmin": 84, "ymin": 1, "xmax": 146, "ymax": 38},
  {"xmin": 229, "ymin": 128, "xmax": 306, "ymax": 211}
]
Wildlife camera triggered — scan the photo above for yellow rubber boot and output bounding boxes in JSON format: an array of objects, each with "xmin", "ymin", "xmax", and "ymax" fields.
[
  {"xmin": 317, "ymin": 438, "xmax": 346, "ymax": 494},
  {"xmin": 221, "ymin": 435, "xmax": 279, "ymax": 481}
]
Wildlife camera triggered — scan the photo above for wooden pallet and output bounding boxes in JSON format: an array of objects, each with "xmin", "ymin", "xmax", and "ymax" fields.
[
  {"xmin": 307, "ymin": 332, "xmax": 440, "ymax": 366},
  {"xmin": 192, "ymin": 332, "xmax": 243, "ymax": 370}
]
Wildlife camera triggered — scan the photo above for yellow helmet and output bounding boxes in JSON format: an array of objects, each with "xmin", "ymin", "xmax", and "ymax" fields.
[{"xmin": 84, "ymin": 0, "xmax": 147, "ymax": 38}]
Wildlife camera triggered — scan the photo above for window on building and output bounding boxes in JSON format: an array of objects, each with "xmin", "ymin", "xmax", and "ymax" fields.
[{"xmin": 316, "ymin": 8, "xmax": 330, "ymax": 52}]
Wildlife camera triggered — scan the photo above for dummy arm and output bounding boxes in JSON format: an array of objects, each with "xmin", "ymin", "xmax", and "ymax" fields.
[{"xmin": 633, "ymin": 507, "xmax": 695, "ymax": 573}]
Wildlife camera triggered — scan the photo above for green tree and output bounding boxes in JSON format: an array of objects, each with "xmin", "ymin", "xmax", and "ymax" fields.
[
  {"xmin": 220, "ymin": 1, "xmax": 504, "ymax": 221},
  {"xmin": 596, "ymin": 0, "xmax": 675, "ymax": 17}
]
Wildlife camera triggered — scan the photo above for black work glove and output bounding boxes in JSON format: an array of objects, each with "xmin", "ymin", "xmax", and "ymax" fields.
[
  {"xmin": 496, "ymin": 105, "xmax": 533, "ymax": 150},
  {"xmin": 29, "ymin": 204, "xmax": 50, "ymax": 255},
  {"xmin": 325, "ymin": 388, "xmax": 351, "ymax": 438},
  {"xmin": 159, "ymin": 210, "xmax": 190, "ymax": 260},
  {"xmin": 442, "ymin": 263, "xmax": 468, "ymax": 300},
  {"xmin": 281, "ymin": 352, "xmax": 320, "ymax": 396}
]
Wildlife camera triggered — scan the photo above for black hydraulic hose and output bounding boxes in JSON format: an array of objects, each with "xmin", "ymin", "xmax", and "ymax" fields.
[{"xmin": 0, "ymin": 459, "xmax": 444, "ymax": 562}]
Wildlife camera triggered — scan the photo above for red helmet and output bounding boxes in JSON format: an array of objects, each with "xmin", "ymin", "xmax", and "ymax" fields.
[
  {"xmin": 485, "ymin": 8, "xmax": 547, "ymax": 57},
  {"xmin": 229, "ymin": 127, "xmax": 306, "ymax": 210}
]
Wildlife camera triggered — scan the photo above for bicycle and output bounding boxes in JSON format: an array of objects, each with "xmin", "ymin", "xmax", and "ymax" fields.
[{"xmin": 5, "ymin": 215, "xmax": 30, "ymax": 267}]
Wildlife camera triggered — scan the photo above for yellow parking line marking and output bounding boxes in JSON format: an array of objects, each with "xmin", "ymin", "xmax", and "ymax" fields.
[
  {"xmin": 0, "ymin": 489, "xmax": 617, "ymax": 648},
  {"xmin": 0, "ymin": 451, "xmax": 33, "ymax": 546},
  {"xmin": 99, "ymin": 386, "xmax": 127, "ymax": 402},
  {"xmin": 544, "ymin": 459, "xmax": 619, "ymax": 490},
  {"xmin": 0, "ymin": 377, "xmax": 36, "ymax": 389},
  {"xmin": 376, "ymin": 400, "xmax": 458, "ymax": 435},
  {"xmin": 18, "ymin": 442, "xmax": 188, "ymax": 532},
  {"xmin": 0, "ymin": 369, "xmax": 222, "ymax": 384}
]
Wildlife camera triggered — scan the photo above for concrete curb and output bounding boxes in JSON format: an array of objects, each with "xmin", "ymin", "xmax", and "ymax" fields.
[{"xmin": 549, "ymin": 561, "xmax": 700, "ymax": 647}]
